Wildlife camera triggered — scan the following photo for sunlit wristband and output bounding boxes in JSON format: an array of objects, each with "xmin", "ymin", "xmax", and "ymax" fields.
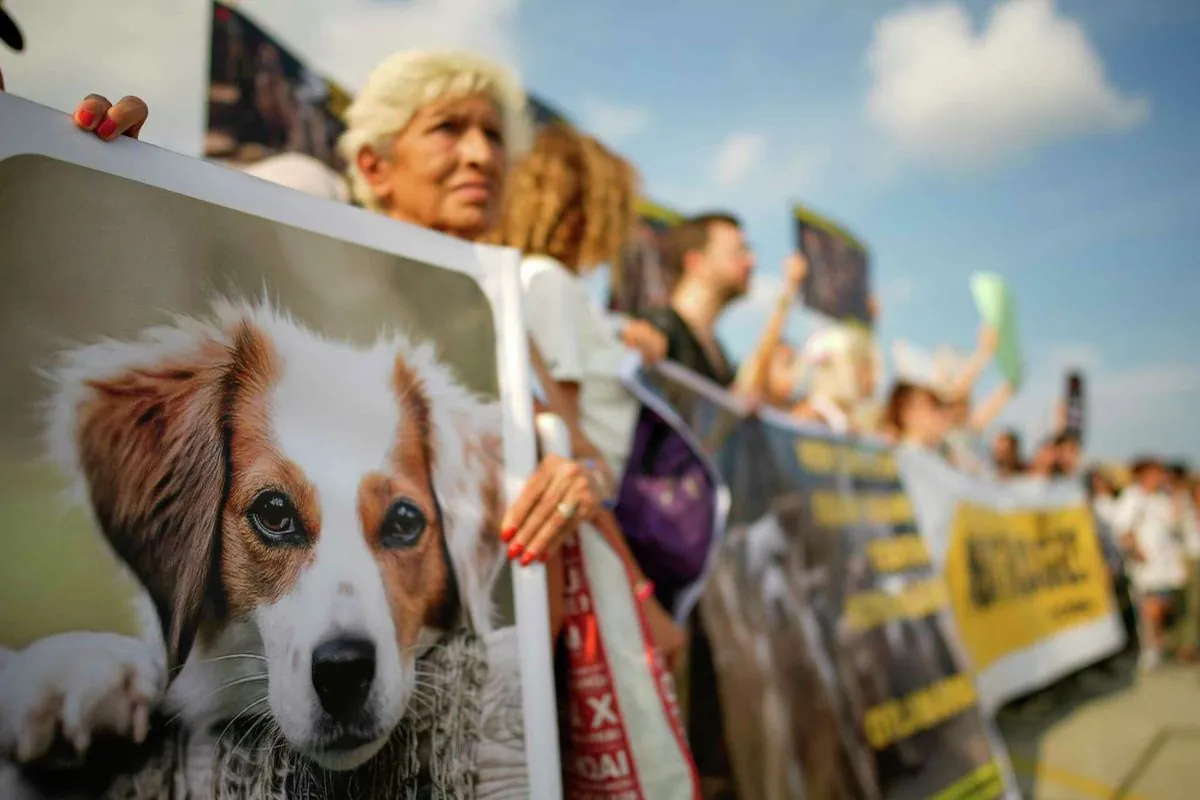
[{"xmin": 580, "ymin": 457, "xmax": 620, "ymax": 510}]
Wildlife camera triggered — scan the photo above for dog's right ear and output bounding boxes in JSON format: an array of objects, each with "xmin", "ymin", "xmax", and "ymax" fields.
[{"xmin": 46, "ymin": 319, "xmax": 236, "ymax": 669}]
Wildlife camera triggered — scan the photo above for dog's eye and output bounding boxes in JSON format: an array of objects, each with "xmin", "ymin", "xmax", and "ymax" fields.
[
  {"xmin": 380, "ymin": 499, "xmax": 427, "ymax": 548},
  {"xmin": 248, "ymin": 491, "xmax": 302, "ymax": 544}
]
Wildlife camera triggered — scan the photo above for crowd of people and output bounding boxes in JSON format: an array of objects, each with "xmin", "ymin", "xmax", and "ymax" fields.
[{"xmin": 2, "ymin": 32, "xmax": 1193, "ymax": 797}]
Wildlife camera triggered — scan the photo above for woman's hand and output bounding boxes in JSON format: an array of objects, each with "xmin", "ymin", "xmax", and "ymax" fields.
[
  {"xmin": 501, "ymin": 454, "xmax": 600, "ymax": 566},
  {"xmin": 0, "ymin": 71, "xmax": 148, "ymax": 141},
  {"xmin": 621, "ymin": 319, "xmax": 668, "ymax": 364},
  {"xmin": 72, "ymin": 93, "xmax": 149, "ymax": 141},
  {"xmin": 783, "ymin": 251, "xmax": 809, "ymax": 293}
]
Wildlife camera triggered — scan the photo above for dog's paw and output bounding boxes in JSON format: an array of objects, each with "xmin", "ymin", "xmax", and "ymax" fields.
[{"xmin": 0, "ymin": 632, "xmax": 165, "ymax": 764}]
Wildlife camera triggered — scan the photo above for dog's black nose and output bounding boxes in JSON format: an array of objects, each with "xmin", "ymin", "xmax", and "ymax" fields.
[{"xmin": 311, "ymin": 637, "xmax": 376, "ymax": 721}]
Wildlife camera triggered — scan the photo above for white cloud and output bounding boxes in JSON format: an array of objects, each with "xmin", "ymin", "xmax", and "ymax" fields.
[
  {"xmin": 579, "ymin": 98, "xmax": 650, "ymax": 143},
  {"xmin": 713, "ymin": 132, "xmax": 766, "ymax": 186},
  {"xmin": 865, "ymin": 0, "xmax": 1149, "ymax": 168},
  {"xmin": 1, "ymin": 0, "xmax": 521, "ymax": 157},
  {"xmin": 996, "ymin": 344, "xmax": 1200, "ymax": 463}
]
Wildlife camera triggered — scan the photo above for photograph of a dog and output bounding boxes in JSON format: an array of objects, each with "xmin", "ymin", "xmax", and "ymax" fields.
[{"xmin": 0, "ymin": 296, "xmax": 511, "ymax": 798}]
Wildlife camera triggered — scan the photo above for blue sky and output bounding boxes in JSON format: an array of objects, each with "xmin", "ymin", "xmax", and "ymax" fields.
[{"xmin": 5, "ymin": 0, "xmax": 1198, "ymax": 463}]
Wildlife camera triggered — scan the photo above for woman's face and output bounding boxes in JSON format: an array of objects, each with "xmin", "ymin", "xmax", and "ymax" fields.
[
  {"xmin": 359, "ymin": 92, "xmax": 506, "ymax": 240},
  {"xmin": 902, "ymin": 389, "xmax": 950, "ymax": 446}
]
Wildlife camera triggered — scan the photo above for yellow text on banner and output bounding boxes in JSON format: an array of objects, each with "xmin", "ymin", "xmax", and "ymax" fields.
[
  {"xmin": 944, "ymin": 503, "xmax": 1113, "ymax": 671},
  {"xmin": 930, "ymin": 761, "xmax": 1004, "ymax": 800},
  {"xmin": 867, "ymin": 534, "xmax": 932, "ymax": 573},
  {"xmin": 844, "ymin": 577, "xmax": 949, "ymax": 633},
  {"xmin": 863, "ymin": 673, "xmax": 978, "ymax": 750}
]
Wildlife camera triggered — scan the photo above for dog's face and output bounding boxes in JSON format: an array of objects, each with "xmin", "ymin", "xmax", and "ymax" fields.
[{"xmin": 46, "ymin": 300, "xmax": 504, "ymax": 769}]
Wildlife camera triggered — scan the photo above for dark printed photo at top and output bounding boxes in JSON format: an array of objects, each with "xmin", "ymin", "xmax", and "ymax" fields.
[{"xmin": 206, "ymin": 1, "xmax": 349, "ymax": 169}]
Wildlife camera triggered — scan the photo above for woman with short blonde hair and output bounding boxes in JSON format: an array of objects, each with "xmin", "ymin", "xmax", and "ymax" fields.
[{"xmin": 336, "ymin": 50, "xmax": 532, "ymax": 238}]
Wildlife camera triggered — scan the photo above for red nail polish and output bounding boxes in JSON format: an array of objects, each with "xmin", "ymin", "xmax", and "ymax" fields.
[
  {"xmin": 507, "ymin": 541, "xmax": 523, "ymax": 559},
  {"xmin": 500, "ymin": 527, "xmax": 516, "ymax": 543},
  {"xmin": 519, "ymin": 551, "xmax": 536, "ymax": 567},
  {"xmin": 77, "ymin": 109, "xmax": 95, "ymax": 128},
  {"xmin": 96, "ymin": 118, "xmax": 117, "ymax": 138}
]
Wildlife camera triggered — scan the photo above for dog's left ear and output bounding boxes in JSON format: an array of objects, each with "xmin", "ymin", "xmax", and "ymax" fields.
[{"xmin": 46, "ymin": 318, "xmax": 251, "ymax": 668}]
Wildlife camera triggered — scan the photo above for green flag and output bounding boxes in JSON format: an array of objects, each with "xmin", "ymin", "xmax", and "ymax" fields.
[{"xmin": 970, "ymin": 271, "xmax": 1023, "ymax": 388}]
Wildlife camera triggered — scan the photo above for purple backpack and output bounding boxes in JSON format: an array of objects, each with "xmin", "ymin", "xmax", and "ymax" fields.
[{"xmin": 614, "ymin": 407, "xmax": 717, "ymax": 611}]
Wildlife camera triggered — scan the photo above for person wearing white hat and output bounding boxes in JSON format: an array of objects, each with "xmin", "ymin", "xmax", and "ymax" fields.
[
  {"xmin": 788, "ymin": 324, "xmax": 880, "ymax": 434},
  {"xmin": 886, "ymin": 325, "xmax": 1012, "ymax": 471},
  {"xmin": 735, "ymin": 254, "xmax": 882, "ymax": 434}
]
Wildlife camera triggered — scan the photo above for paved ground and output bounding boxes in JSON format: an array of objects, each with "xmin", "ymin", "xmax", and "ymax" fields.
[{"xmin": 997, "ymin": 654, "xmax": 1200, "ymax": 800}]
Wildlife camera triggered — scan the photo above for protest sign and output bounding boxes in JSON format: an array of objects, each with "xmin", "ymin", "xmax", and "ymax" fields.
[
  {"xmin": 896, "ymin": 449, "xmax": 1124, "ymax": 710},
  {"xmin": 1064, "ymin": 371, "xmax": 1086, "ymax": 443},
  {"xmin": 206, "ymin": 1, "xmax": 352, "ymax": 169},
  {"xmin": 610, "ymin": 199, "xmax": 683, "ymax": 316},
  {"xmin": 629, "ymin": 364, "xmax": 1018, "ymax": 800},
  {"xmin": 794, "ymin": 204, "xmax": 872, "ymax": 326},
  {"xmin": 0, "ymin": 91, "xmax": 560, "ymax": 797}
]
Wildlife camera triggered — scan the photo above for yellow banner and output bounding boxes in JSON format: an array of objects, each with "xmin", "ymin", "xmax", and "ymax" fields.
[{"xmin": 945, "ymin": 503, "xmax": 1114, "ymax": 670}]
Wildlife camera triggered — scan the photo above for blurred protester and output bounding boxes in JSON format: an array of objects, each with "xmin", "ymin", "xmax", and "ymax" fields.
[
  {"xmin": 489, "ymin": 122, "xmax": 660, "ymax": 482},
  {"xmin": 1025, "ymin": 437, "xmax": 1061, "ymax": 479},
  {"xmin": 1112, "ymin": 459, "xmax": 1189, "ymax": 670},
  {"xmin": 1055, "ymin": 431, "xmax": 1084, "ymax": 477},
  {"xmin": 642, "ymin": 212, "xmax": 754, "ymax": 386},
  {"xmin": 790, "ymin": 325, "xmax": 879, "ymax": 434},
  {"xmin": 641, "ymin": 211, "xmax": 767, "ymax": 798},
  {"xmin": 1087, "ymin": 467, "xmax": 1120, "ymax": 530},
  {"xmin": 1167, "ymin": 463, "xmax": 1200, "ymax": 661},
  {"xmin": 991, "ymin": 428, "xmax": 1024, "ymax": 477},
  {"xmin": 734, "ymin": 252, "xmax": 882, "ymax": 435},
  {"xmin": 882, "ymin": 382, "xmax": 952, "ymax": 452},
  {"xmin": 487, "ymin": 122, "xmax": 685, "ymax": 665},
  {"xmin": 938, "ymin": 327, "xmax": 1015, "ymax": 476}
]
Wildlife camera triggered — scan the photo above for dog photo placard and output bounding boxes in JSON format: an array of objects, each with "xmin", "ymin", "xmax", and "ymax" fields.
[{"xmin": 0, "ymin": 91, "xmax": 556, "ymax": 799}]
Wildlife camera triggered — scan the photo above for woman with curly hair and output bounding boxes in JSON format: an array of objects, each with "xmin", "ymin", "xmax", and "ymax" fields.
[
  {"xmin": 487, "ymin": 123, "xmax": 687, "ymax": 666},
  {"xmin": 489, "ymin": 122, "xmax": 665, "ymax": 487}
]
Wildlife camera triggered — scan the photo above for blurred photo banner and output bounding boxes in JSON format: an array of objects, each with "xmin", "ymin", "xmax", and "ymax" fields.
[
  {"xmin": 629, "ymin": 364, "xmax": 1019, "ymax": 800},
  {"xmin": 207, "ymin": 0, "xmax": 352, "ymax": 169},
  {"xmin": 896, "ymin": 449, "xmax": 1124, "ymax": 711},
  {"xmin": 794, "ymin": 204, "xmax": 872, "ymax": 326},
  {"xmin": 610, "ymin": 199, "xmax": 683, "ymax": 317}
]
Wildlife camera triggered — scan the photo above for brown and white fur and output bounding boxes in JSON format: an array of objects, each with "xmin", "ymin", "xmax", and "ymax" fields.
[{"xmin": 0, "ymin": 297, "xmax": 504, "ymax": 777}]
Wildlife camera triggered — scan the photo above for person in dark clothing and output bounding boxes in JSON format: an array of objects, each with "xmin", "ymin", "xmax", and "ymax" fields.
[
  {"xmin": 640, "ymin": 211, "xmax": 754, "ymax": 387},
  {"xmin": 639, "ymin": 212, "xmax": 756, "ymax": 799}
]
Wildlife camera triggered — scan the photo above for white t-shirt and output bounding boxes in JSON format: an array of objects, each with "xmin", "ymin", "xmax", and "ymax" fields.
[
  {"xmin": 1111, "ymin": 485, "xmax": 1188, "ymax": 592},
  {"xmin": 520, "ymin": 255, "xmax": 641, "ymax": 479}
]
